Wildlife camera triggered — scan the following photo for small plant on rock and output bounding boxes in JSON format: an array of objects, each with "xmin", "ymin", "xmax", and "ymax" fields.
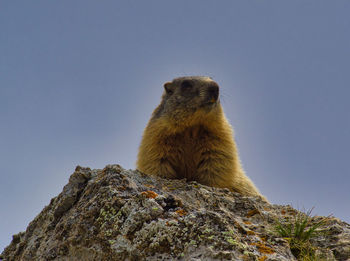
[{"xmin": 275, "ymin": 208, "xmax": 329, "ymax": 261}]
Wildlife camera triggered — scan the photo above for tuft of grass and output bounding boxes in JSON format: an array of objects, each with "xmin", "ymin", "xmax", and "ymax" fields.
[{"xmin": 275, "ymin": 207, "xmax": 329, "ymax": 260}]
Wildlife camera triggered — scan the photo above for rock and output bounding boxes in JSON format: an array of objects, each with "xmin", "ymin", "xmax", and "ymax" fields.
[{"xmin": 1, "ymin": 164, "xmax": 349, "ymax": 260}]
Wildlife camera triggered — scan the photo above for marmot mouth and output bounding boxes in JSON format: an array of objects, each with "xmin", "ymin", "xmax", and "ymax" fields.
[{"xmin": 200, "ymin": 100, "xmax": 219, "ymax": 109}]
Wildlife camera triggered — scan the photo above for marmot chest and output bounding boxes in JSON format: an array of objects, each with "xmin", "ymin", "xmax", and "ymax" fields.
[{"xmin": 164, "ymin": 126, "xmax": 211, "ymax": 180}]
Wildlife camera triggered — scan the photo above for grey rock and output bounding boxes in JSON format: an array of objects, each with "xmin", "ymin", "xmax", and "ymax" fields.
[{"xmin": 1, "ymin": 164, "xmax": 349, "ymax": 260}]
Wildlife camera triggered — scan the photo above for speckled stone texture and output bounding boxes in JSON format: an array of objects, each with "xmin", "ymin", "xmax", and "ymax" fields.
[{"xmin": 1, "ymin": 165, "xmax": 349, "ymax": 260}]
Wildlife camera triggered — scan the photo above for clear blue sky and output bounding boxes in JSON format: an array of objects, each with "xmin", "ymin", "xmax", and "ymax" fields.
[{"xmin": 1, "ymin": 1, "xmax": 349, "ymax": 252}]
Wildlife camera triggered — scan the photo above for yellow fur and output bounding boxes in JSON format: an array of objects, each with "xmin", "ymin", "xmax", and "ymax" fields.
[{"xmin": 137, "ymin": 76, "xmax": 267, "ymax": 201}]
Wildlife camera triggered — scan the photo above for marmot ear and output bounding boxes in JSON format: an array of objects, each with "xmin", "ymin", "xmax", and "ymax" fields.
[{"xmin": 164, "ymin": 82, "xmax": 174, "ymax": 95}]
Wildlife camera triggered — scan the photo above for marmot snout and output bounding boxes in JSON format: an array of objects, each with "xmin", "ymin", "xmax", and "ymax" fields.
[{"xmin": 137, "ymin": 76, "xmax": 267, "ymax": 201}]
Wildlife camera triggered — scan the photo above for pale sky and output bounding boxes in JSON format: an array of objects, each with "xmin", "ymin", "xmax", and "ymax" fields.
[{"xmin": 1, "ymin": 0, "xmax": 350, "ymax": 252}]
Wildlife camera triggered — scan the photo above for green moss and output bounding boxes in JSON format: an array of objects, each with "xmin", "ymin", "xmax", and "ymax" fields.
[
  {"xmin": 204, "ymin": 228, "xmax": 212, "ymax": 233},
  {"xmin": 222, "ymin": 229, "xmax": 235, "ymax": 236},
  {"xmin": 189, "ymin": 240, "xmax": 197, "ymax": 245},
  {"xmin": 226, "ymin": 237, "xmax": 238, "ymax": 245},
  {"xmin": 239, "ymin": 242, "xmax": 247, "ymax": 250},
  {"xmin": 105, "ymin": 229, "xmax": 113, "ymax": 237},
  {"xmin": 108, "ymin": 240, "xmax": 116, "ymax": 245}
]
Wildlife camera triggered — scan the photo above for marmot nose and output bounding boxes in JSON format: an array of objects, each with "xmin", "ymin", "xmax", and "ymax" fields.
[{"xmin": 207, "ymin": 84, "xmax": 219, "ymax": 102}]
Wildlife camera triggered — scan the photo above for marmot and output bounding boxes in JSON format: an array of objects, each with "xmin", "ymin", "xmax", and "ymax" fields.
[{"xmin": 137, "ymin": 76, "xmax": 266, "ymax": 201}]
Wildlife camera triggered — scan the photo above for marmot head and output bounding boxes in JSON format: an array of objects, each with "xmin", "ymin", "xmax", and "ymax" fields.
[{"xmin": 153, "ymin": 76, "xmax": 222, "ymax": 126}]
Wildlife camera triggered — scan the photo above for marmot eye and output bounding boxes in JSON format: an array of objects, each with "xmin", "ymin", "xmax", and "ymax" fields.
[{"xmin": 181, "ymin": 80, "xmax": 193, "ymax": 91}]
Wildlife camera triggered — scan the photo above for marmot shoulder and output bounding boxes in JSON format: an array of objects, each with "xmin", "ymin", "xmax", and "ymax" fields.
[{"xmin": 137, "ymin": 76, "xmax": 266, "ymax": 201}]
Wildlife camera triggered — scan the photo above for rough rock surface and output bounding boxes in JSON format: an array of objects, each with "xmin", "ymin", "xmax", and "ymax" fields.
[{"xmin": 1, "ymin": 165, "xmax": 349, "ymax": 260}]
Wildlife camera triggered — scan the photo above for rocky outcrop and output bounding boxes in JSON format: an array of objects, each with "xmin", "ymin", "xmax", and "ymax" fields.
[{"xmin": 1, "ymin": 165, "xmax": 349, "ymax": 260}]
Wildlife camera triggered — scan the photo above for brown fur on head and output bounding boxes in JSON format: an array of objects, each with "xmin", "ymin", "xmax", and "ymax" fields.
[{"xmin": 151, "ymin": 76, "xmax": 222, "ymax": 130}]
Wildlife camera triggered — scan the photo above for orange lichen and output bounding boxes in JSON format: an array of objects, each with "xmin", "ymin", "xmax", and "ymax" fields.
[
  {"xmin": 258, "ymin": 256, "xmax": 267, "ymax": 261},
  {"xmin": 259, "ymin": 236, "xmax": 267, "ymax": 242},
  {"xmin": 251, "ymin": 242, "xmax": 275, "ymax": 255},
  {"xmin": 246, "ymin": 209, "xmax": 260, "ymax": 218},
  {"xmin": 247, "ymin": 230, "xmax": 255, "ymax": 235},
  {"xmin": 243, "ymin": 221, "xmax": 252, "ymax": 225},
  {"xmin": 141, "ymin": 190, "xmax": 158, "ymax": 199},
  {"xmin": 175, "ymin": 209, "xmax": 187, "ymax": 216}
]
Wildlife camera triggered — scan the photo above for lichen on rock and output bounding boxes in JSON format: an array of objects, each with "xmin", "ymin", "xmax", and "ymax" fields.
[{"xmin": 1, "ymin": 164, "xmax": 349, "ymax": 260}]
